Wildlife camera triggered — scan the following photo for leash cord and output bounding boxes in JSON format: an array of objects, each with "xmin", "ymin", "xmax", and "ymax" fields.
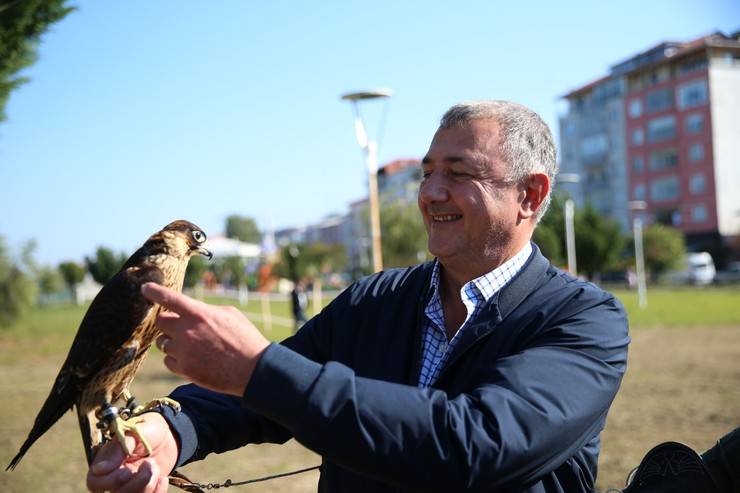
[{"xmin": 178, "ymin": 465, "xmax": 321, "ymax": 490}]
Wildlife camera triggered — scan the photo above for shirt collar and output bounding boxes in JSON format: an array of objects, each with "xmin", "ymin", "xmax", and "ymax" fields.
[{"xmin": 429, "ymin": 242, "xmax": 533, "ymax": 302}]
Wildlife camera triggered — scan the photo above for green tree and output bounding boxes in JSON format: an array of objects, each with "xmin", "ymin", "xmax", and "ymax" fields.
[
  {"xmin": 574, "ymin": 205, "xmax": 625, "ymax": 278},
  {"xmin": 85, "ymin": 246, "xmax": 126, "ymax": 285},
  {"xmin": 274, "ymin": 243, "xmax": 347, "ymax": 280},
  {"xmin": 183, "ymin": 255, "xmax": 208, "ymax": 288},
  {"xmin": 641, "ymin": 224, "xmax": 686, "ymax": 280},
  {"xmin": 532, "ymin": 194, "xmax": 566, "ymax": 266},
  {"xmin": 0, "ymin": 236, "xmax": 38, "ymax": 326},
  {"xmin": 221, "ymin": 256, "xmax": 247, "ymax": 287},
  {"xmin": 380, "ymin": 201, "xmax": 430, "ymax": 268},
  {"xmin": 532, "ymin": 223, "xmax": 563, "ymax": 266},
  {"xmin": 0, "ymin": 0, "xmax": 74, "ymax": 121},
  {"xmin": 58, "ymin": 260, "xmax": 86, "ymax": 302},
  {"xmin": 37, "ymin": 265, "xmax": 63, "ymax": 295},
  {"xmin": 58, "ymin": 260, "xmax": 85, "ymax": 288},
  {"xmin": 225, "ymin": 215, "xmax": 261, "ymax": 243}
]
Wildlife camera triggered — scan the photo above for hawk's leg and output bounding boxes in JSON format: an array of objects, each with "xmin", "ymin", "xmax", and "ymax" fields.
[
  {"xmin": 96, "ymin": 403, "xmax": 152, "ymax": 457},
  {"xmin": 120, "ymin": 389, "xmax": 180, "ymax": 417}
]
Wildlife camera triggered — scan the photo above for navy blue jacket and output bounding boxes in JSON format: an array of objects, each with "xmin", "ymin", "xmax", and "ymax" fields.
[{"xmin": 164, "ymin": 245, "xmax": 629, "ymax": 492}]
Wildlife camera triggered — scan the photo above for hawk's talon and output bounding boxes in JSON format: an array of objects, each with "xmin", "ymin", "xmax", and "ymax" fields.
[
  {"xmin": 131, "ymin": 396, "xmax": 181, "ymax": 417},
  {"xmin": 110, "ymin": 416, "xmax": 152, "ymax": 457}
]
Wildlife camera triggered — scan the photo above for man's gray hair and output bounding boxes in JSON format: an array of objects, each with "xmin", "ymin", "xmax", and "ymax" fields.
[{"xmin": 439, "ymin": 100, "xmax": 558, "ymax": 221}]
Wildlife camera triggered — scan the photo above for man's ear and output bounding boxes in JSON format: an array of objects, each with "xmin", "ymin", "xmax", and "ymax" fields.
[{"xmin": 518, "ymin": 173, "xmax": 550, "ymax": 220}]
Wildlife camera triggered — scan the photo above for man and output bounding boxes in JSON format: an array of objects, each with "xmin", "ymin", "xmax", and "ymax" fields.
[{"xmin": 88, "ymin": 100, "xmax": 629, "ymax": 493}]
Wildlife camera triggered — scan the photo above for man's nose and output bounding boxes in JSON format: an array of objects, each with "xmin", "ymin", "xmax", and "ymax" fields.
[{"xmin": 419, "ymin": 174, "xmax": 449, "ymax": 203}]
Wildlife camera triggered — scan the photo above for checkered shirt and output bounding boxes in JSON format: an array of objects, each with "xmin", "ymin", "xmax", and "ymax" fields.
[{"xmin": 417, "ymin": 243, "xmax": 533, "ymax": 388}]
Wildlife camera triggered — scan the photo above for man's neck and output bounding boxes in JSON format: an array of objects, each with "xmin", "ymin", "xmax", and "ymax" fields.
[{"xmin": 438, "ymin": 240, "xmax": 529, "ymax": 292}]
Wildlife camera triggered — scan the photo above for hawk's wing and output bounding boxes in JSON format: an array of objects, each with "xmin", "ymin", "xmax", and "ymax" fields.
[{"xmin": 6, "ymin": 263, "xmax": 164, "ymax": 470}]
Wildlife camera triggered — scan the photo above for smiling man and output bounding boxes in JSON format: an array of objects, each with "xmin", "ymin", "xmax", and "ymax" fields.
[{"xmin": 87, "ymin": 101, "xmax": 629, "ymax": 493}]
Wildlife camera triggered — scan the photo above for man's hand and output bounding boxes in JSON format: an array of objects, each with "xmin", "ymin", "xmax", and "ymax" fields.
[
  {"xmin": 87, "ymin": 413, "xmax": 176, "ymax": 493},
  {"xmin": 143, "ymin": 282, "xmax": 270, "ymax": 397}
]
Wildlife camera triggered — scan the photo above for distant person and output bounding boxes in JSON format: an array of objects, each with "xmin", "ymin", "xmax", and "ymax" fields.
[
  {"xmin": 290, "ymin": 279, "xmax": 308, "ymax": 332},
  {"xmin": 87, "ymin": 100, "xmax": 629, "ymax": 493}
]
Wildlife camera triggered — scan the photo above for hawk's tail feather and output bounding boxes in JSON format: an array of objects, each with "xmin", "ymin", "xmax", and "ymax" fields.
[{"xmin": 5, "ymin": 396, "xmax": 71, "ymax": 471}]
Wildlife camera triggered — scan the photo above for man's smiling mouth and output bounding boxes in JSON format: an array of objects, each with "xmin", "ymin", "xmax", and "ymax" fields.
[{"xmin": 432, "ymin": 214, "xmax": 462, "ymax": 222}]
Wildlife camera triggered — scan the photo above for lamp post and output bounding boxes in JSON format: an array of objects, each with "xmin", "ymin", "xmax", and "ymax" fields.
[
  {"xmin": 341, "ymin": 89, "xmax": 392, "ymax": 273},
  {"xmin": 557, "ymin": 173, "xmax": 580, "ymax": 276},
  {"xmin": 628, "ymin": 200, "xmax": 648, "ymax": 309}
]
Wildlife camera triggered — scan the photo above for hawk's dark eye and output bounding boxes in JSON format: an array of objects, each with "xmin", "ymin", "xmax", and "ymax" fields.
[{"xmin": 192, "ymin": 230, "xmax": 205, "ymax": 243}]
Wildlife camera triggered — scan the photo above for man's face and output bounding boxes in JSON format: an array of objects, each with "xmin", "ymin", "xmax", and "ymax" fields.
[{"xmin": 418, "ymin": 119, "xmax": 523, "ymax": 271}]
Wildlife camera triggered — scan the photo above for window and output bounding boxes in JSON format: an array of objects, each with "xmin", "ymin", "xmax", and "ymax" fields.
[
  {"xmin": 647, "ymin": 115, "xmax": 677, "ymax": 142},
  {"xmin": 632, "ymin": 128, "xmax": 645, "ymax": 145},
  {"xmin": 646, "ymin": 87, "xmax": 673, "ymax": 113},
  {"xmin": 688, "ymin": 143, "xmax": 704, "ymax": 162},
  {"xmin": 580, "ymin": 134, "xmax": 608, "ymax": 157},
  {"xmin": 651, "ymin": 176, "xmax": 680, "ymax": 202},
  {"xmin": 655, "ymin": 208, "xmax": 681, "ymax": 226},
  {"xmin": 689, "ymin": 174, "xmax": 706, "ymax": 194},
  {"xmin": 633, "ymin": 183, "xmax": 646, "ymax": 200},
  {"xmin": 677, "ymin": 80, "xmax": 708, "ymax": 109},
  {"xmin": 628, "ymin": 99, "xmax": 643, "ymax": 118},
  {"xmin": 691, "ymin": 205, "xmax": 707, "ymax": 223},
  {"xmin": 650, "ymin": 149, "xmax": 678, "ymax": 170},
  {"xmin": 632, "ymin": 155, "xmax": 645, "ymax": 173},
  {"xmin": 677, "ymin": 57, "xmax": 708, "ymax": 75},
  {"xmin": 685, "ymin": 113, "xmax": 704, "ymax": 134}
]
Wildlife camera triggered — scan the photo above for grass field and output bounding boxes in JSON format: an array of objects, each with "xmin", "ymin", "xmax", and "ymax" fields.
[{"xmin": 1, "ymin": 286, "xmax": 738, "ymax": 491}]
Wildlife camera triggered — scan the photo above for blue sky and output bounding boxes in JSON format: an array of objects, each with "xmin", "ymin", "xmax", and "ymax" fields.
[{"xmin": 1, "ymin": 0, "xmax": 738, "ymax": 265}]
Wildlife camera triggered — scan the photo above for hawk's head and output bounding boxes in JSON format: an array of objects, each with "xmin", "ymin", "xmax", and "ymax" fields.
[{"xmin": 152, "ymin": 220, "xmax": 212, "ymax": 260}]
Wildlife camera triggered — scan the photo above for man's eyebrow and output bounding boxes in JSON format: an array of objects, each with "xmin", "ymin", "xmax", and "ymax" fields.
[{"xmin": 421, "ymin": 155, "xmax": 466, "ymax": 165}]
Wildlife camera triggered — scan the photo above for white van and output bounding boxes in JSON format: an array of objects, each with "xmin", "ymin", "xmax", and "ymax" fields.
[{"xmin": 687, "ymin": 252, "xmax": 716, "ymax": 285}]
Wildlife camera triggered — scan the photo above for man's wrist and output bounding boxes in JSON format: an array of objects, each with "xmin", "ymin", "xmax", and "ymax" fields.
[{"xmin": 146, "ymin": 402, "xmax": 198, "ymax": 468}]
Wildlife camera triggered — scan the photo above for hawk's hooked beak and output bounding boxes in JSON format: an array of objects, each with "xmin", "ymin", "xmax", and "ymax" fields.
[{"xmin": 195, "ymin": 245, "xmax": 213, "ymax": 260}]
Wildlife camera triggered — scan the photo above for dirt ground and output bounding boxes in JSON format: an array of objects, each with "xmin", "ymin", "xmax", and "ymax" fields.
[{"xmin": 1, "ymin": 325, "xmax": 738, "ymax": 492}]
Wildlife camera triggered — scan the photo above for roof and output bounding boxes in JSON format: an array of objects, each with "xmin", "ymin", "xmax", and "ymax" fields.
[
  {"xmin": 378, "ymin": 158, "xmax": 420, "ymax": 175},
  {"xmin": 561, "ymin": 31, "xmax": 740, "ymax": 99},
  {"xmin": 206, "ymin": 236, "xmax": 261, "ymax": 259}
]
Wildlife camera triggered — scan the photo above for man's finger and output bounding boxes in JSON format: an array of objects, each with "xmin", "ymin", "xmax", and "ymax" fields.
[
  {"xmin": 142, "ymin": 282, "xmax": 200, "ymax": 314},
  {"xmin": 117, "ymin": 460, "xmax": 157, "ymax": 493},
  {"xmin": 90, "ymin": 447, "xmax": 123, "ymax": 475},
  {"xmin": 155, "ymin": 313, "xmax": 181, "ymax": 338}
]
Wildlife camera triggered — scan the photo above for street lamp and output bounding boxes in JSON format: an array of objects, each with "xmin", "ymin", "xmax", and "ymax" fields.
[
  {"xmin": 341, "ymin": 88, "xmax": 392, "ymax": 273},
  {"xmin": 557, "ymin": 173, "xmax": 580, "ymax": 276},
  {"xmin": 628, "ymin": 200, "xmax": 648, "ymax": 309}
]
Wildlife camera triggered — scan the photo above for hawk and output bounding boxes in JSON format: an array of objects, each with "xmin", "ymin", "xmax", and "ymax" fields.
[{"xmin": 7, "ymin": 220, "xmax": 212, "ymax": 469}]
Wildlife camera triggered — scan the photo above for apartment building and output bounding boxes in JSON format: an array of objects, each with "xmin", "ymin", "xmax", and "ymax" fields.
[{"xmin": 561, "ymin": 31, "xmax": 740, "ymax": 260}]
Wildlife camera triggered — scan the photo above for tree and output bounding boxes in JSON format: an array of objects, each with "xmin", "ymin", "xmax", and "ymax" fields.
[
  {"xmin": 85, "ymin": 247, "xmax": 126, "ymax": 285},
  {"xmin": 273, "ymin": 243, "xmax": 347, "ymax": 281},
  {"xmin": 574, "ymin": 205, "xmax": 625, "ymax": 279},
  {"xmin": 225, "ymin": 215, "xmax": 261, "ymax": 243},
  {"xmin": 380, "ymin": 201, "xmax": 430, "ymax": 268},
  {"xmin": 59, "ymin": 260, "xmax": 85, "ymax": 288},
  {"xmin": 0, "ymin": 236, "xmax": 38, "ymax": 326},
  {"xmin": 0, "ymin": 0, "xmax": 74, "ymax": 121},
  {"xmin": 37, "ymin": 266, "xmax": 63, "ymax": 295},
  {"xmin": 183, "ymin": 255, "xmax": 208, "ymax": 288},
  {"xmin": 58, "ymin": 260, "xmax": 86, "ymax": 301},
  {"xmin": 532, "ymin": 223, "xmax": 563, "ymax": 266},
  {"xmin": 532, "ymin": 194, "xmax": 566, "ymax": 266},
  {"xmin": 640, "ymin": 224, "xmax": 686, "ymax": 280}
]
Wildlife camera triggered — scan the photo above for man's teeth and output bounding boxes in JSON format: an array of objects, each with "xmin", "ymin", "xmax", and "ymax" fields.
[{"xmin": 433, "ymin": 214, "xmax": 461, "ymax": 222}]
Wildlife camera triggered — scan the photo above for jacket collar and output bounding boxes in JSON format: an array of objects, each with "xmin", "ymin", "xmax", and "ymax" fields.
[{"xmin": 434, "ymin": 243, "xmax": 551, "ymax": 382}]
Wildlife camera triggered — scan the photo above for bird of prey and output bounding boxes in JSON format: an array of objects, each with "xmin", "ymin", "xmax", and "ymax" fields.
[{"xmin": 7, "ymin": 220, "xmax": 212, "ymax": 470}]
